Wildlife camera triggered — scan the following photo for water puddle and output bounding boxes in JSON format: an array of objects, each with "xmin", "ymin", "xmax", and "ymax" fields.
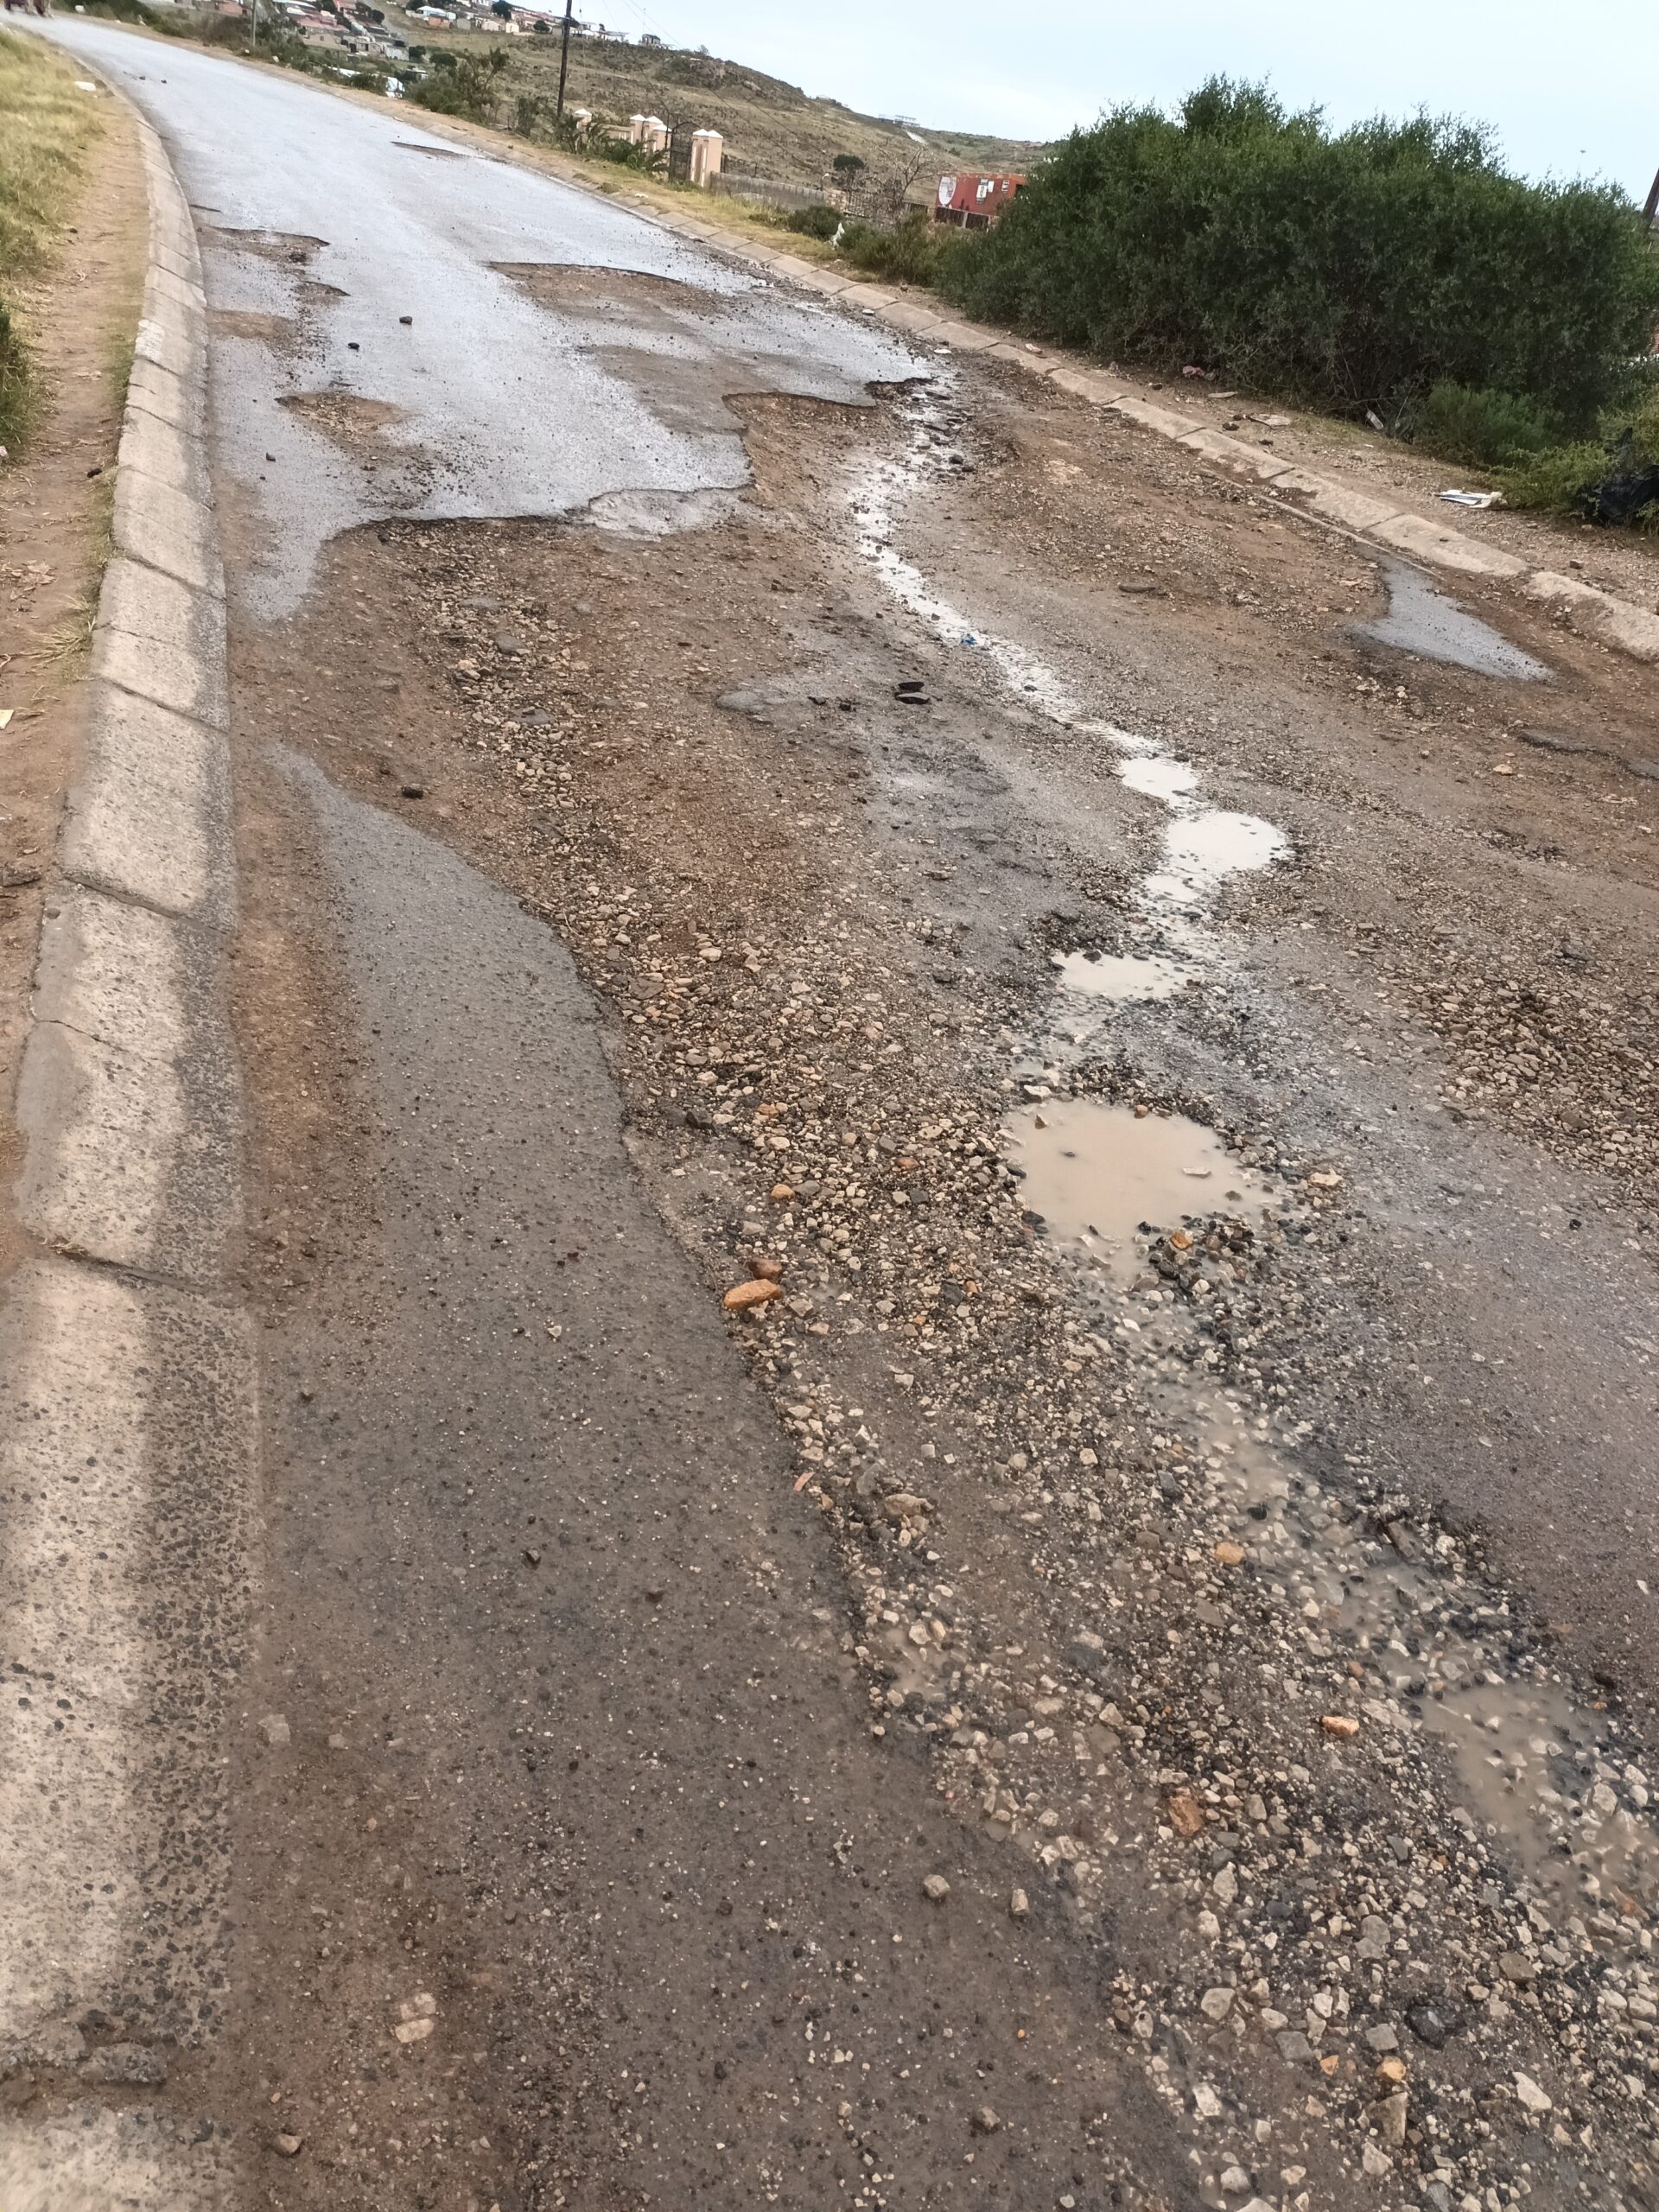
[
  {"xmin": 1352, "ymin": 559, "xmax": 1549, "ymax": 681},
  {"xmin": 1054, "ymin": 949, "xmax": 1193, "ymax": 1003},
  {"xmin": 850, "ymin": 387, "xmax": 1288, "ymax": 1010},
  {"xmin": 1004, "ymin": 1100, "xmax": 1273, "ymax": 1282}
]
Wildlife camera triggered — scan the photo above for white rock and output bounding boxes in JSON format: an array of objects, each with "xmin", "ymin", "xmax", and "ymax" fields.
[{"xmin": 1514, "ymin": 2071, "xmax": 1553, "ymax": 2115}]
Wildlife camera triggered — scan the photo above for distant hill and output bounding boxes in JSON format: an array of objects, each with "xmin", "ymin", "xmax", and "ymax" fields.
[{"xmin": 397, "ymin": 18, "xmax": 1045, "ymax": 192}]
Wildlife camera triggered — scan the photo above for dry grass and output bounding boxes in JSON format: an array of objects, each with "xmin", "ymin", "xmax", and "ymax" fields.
[{"xmin": 0, "ymin": 28, "xmax": 104, "ymax": 448}]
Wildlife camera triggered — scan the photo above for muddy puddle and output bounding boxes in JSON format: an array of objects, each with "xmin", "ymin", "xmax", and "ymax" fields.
[
  {"xmin": 1005, "ymin": 1100, "xmax": 1273, "ymax": 1281},
  {"xmin": 1353, "ymin": 559, "xmax": 1549, "ymax": 681},
  {"xmin": 1053, "ymin": 948, "xmax": 1194, "ymax": 1003}
]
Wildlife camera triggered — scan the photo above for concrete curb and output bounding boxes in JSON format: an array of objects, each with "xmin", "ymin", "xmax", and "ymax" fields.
[
  {"xmin": 0, "ymin": 92, "xmax": 251, "ymax": 2210},
  {"xmin": 638, "ymin": 204, "xmax": 1659, "ymax": 665}
]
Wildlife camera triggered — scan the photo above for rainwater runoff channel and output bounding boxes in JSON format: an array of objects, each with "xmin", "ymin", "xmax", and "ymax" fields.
[{"xmin": 848, "ymin": 374, "xmax": 1656, "ymax": 1942}]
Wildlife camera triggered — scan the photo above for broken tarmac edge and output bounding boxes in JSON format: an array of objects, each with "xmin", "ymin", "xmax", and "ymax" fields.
[
  {"xmin": 641, "ymin": 203, "xmax": 1659, "ymax": 667},
  {"xmin": 0, "ymin": 97, "xmax": 250, "ymax": 2210}
]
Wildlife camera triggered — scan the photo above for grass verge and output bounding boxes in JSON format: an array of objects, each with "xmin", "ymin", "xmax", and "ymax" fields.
[{"xmin": 0, "ymin": 28, "xmax": 103, "ymax": 454}]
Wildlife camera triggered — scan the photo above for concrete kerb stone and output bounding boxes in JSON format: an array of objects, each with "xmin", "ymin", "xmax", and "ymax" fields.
[
  {"xmin": 117, "ymin": 404, "xmax": 213, "ymax": 505},
  {"xmin": 93, "ymin": 557, "xmax": 229, "ymax": 728},
  {"xmin": 879, "ymin": 299, "xmax": 948, "ymax": 338},
  {"xmin": 16, "ymin": 888, "xmax": 241, "ymax": 1281},
  {"xmin": 112, "ymin": 469, "xmax": 225, "ymax": 598},
  {"xmin": 135, "ymin": 306, "xmax": 206, "ymax": 386},
  {"xmin": 0, "ymin": 103, "xmax": 250, "ymax": 2186},
  {"xmin": 127, "ymin": 353, "xmax": 203, "ymax": 436},
  {"xmin": 1528, "ymin": 571, "xmax": 1659, "ymax": 663},
  {"xmin": 60, "ymin": 687, "xmax": 233, "ymax": 928},
  {"xmin": 1371, "ymin": 511, "xmax": 1529, "ymax": 579},
  {"xmin": 145, "ymin": 264, "xmax": 207, "ymax": 319},
  {"xmin": 1267, "ymin": 466, "xmax": 1408, "ymax": 535}
]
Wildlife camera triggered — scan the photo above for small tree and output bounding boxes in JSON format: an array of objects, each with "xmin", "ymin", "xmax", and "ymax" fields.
[{"xmin": 832, "ymin": 152, "xmax": 866, "ymax": 177}]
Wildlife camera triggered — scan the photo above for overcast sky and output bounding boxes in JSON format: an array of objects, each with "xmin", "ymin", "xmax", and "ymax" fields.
[{"xmin": 584, "ymin": 0, "xmax": 1658, "ymax": 201}]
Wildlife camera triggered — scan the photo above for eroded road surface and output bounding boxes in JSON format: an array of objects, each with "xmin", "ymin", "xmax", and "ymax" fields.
[{"xmin": 16, "ymin": 22, "xmax": 1659, "ymax": 2212}]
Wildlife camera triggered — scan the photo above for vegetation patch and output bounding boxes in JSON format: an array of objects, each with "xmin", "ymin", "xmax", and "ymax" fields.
[
  {"xmin": 936, "ymin": 79, "xmax": 1659, "ymax": 439},
  {"xmin": 0, "ymin": 30, "xmax": 105, "ymax": 454}
]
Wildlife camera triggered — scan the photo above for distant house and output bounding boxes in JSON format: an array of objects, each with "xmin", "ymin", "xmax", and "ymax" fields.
[{"xmin": 932, "ymin": 172, "xmax": 1027, "ymax": 230}]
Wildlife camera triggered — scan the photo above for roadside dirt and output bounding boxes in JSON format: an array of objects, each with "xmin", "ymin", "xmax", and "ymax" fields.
[
  {"xmin": 226, "ymin": 335, "xmax": 1659, "ymax": 2211},
  {"xmin": 0, "ymin": 82, "xmax": 144, "ymax": 1279}
]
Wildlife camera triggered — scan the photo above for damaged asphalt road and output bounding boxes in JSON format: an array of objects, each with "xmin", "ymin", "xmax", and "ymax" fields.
[{"xmin": 30, "ymin": 22, "xmax": 1659, "ymax": 2212}]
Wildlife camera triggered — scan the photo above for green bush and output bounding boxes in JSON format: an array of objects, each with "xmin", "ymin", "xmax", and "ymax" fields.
[
  {"xmin": 409, "ymin": 48, "xmax": 503, "ymax": 121},
  {"xmin": 939, "ymin": 77, "xmax": 1659, "ymax": 426},
  {"xmin": 1497, "ymin": 440, "xmax": 1611, "ymax": 514},
  {"xmin": 1406, "ymin": 382, "xmax": 1562, "ymax": 468},
  {"xmin": 785, "ymin": 203, "xmax": 841, "ymax": 241},
  {"xmin": 839, "ymin": 210, "xmax": 948, "ymax": 286},
  {"xmin": 588, "ymin": 132, "xmax": 664, "ymax": 174}
]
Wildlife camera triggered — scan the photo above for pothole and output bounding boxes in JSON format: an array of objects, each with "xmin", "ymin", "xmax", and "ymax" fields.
[
  {"xmin": 495, "ymin": 261, "xmax": 724, "ymax": 328},
  {"xmin": 207, "ymin": 308, "xmax": 297, "ymax": 345},
  {"xmin": 583, "ymin": 487, "xmax": 741, "ymax": 539},
  {"xmin": 1004, "ymin": 1099, "xmax": 1273, "ymax": 1282},
  {"xmin": 1352, "ymin": 558, "xmax": 1549, "ymax": 680},
  {"xmin": 279, "ymin": 390, "xmax": 406, "ymax": 446},
  {"xmin": 206, "ymin": 227, "xmax": 326, "ymax": 264}
]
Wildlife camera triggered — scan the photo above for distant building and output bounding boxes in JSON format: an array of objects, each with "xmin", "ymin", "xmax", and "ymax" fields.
[{"xmin": 932, "ymin": 172, "xmax": 1027, "ymax": 229}]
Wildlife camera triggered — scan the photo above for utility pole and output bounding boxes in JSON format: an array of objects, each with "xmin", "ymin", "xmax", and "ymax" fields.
[
  {"xmin": 555, "ymin": 0, "xmax": 572, "ymax": 120},
  {"xmin": 1644, "ymin": 166, "xmax": 1659, "ymax": 230}
]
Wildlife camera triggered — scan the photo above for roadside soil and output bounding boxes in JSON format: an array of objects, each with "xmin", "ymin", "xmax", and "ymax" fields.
[
  {"xmin": 222, "ymin": 334, "xmax": 1659, "ymax": 2212},
  {"xmin": 0, "ymin": 79, "xmax": 144, "ymax": 1275}
]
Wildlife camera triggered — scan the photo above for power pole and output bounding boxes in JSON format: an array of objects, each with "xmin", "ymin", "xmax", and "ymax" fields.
[{"xmin": 555, "ymin": 0, "xmax": 572, "ymax": 120}]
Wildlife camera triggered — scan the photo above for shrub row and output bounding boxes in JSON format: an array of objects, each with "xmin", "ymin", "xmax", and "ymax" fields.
[{"xmin": 935, "ymin": 79, "xmax": 1659, "ymax": 435}]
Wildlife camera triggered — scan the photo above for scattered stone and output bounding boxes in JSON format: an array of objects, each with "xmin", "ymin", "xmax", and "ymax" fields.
[
  {"xmin": 723, "ymin": 1279, "xmax": 783, "ymax": 1312},
  {"xmin": 1166, "ymin": 1789, "xmax": 1207, "ymax": 1837},
  {"xmin": 1319, "ymin": 1713, "xmax": 1360, "ymax": 1741},
  {"xmin": 1514, "ymin": 2072, "xmax": 1553, "ymax": 2116},
  {"xmin": 1200, "ymin": 1986, "xmax": 1236, "ymax": 2023},
  {"xmin": 922, "ymin": 1873, "xmax": 951, "ymax": 1904},
  {"xmin": 881, "ymin": 1491, "xmax": 929, "ymax": 1524},
  {"xmin": 1008, "ymin": 1887, "xmax": 1029, "ymax": 1919},
  {"xmin": 258, "ymin": 1714, "xmax": 290, "ymax": 1748},
  {"xmin": 1406, "ymin": 2004, "xmax": 1449, "ymax": 2050},
  {"xmin": 274, "ymin": 2133, "xmax": 303, "ymax": 2158}
]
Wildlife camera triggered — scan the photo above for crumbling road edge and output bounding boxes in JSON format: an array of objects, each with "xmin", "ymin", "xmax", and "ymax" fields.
[
  {"xmin": 0, "ymin": 99, "xmax": 248, "ymax": 2209},
  {"xmin": 646, "ymin": 213, "xmax": 1659, "ymax": 668}
]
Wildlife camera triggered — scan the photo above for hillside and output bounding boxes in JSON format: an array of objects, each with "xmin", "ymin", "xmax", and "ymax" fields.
[{"xmin": 395, "ymin": 20, "xmax": 1044, "ymax": 192}]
